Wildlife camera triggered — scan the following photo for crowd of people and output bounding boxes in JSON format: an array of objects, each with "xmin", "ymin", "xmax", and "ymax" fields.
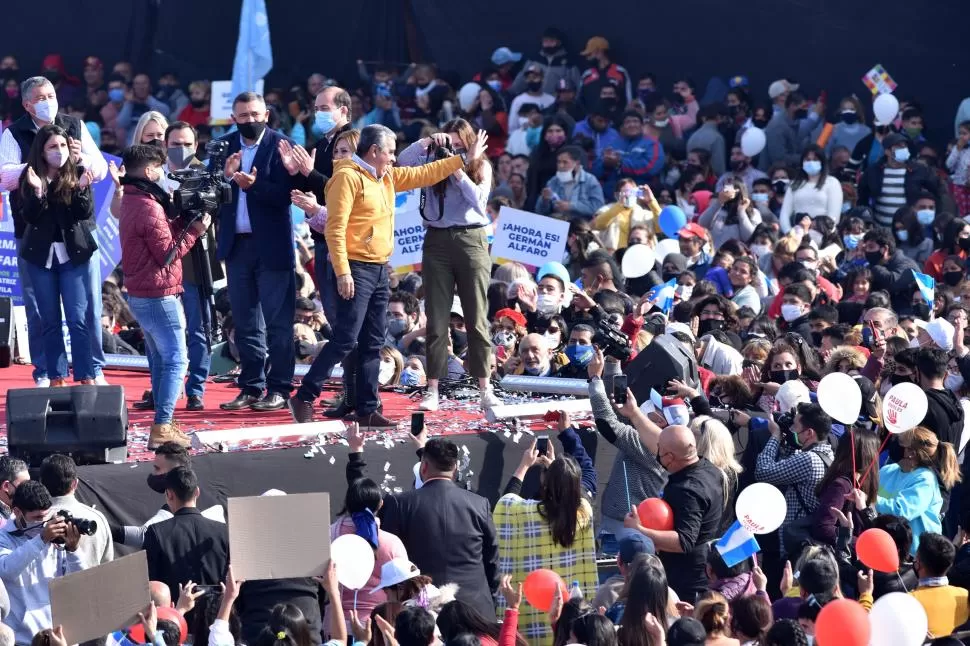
[{"xmin": 3, "ymin": 27, "xmax": 970, "ymax": 645}]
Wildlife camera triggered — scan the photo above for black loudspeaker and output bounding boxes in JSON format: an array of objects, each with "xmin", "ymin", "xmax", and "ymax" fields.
[
  {"xmin": 6, "ymin": 385, "xmax": 128, "ymax": 466},
  {"xmin": 626, "ymin": 334, "xmax": 700, "ymax": 405},
  {"xmin": 0, "ymin": 296, "xmax": 12, "ymax": 368}
]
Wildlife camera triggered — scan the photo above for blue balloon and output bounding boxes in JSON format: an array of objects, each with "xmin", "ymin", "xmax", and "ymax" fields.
[{"xmin": 658, "ymin": 205, "xmax": 688, "ymax": 238}]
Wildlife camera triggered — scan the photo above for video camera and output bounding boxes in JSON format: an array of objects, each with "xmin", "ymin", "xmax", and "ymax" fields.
[
  {"xmin": 593, "ymin": 317, "xmax": 632, "ymax": 361},
  {"xmin": 51, "ymin": 509, "xmax": 97, "ymax": 544},
  {"xmin": 169, "ymin": 140, "xmax": 233, "ymax": 220}
]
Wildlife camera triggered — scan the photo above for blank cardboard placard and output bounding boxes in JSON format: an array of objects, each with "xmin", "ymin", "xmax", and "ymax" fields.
[
  {"xmin": 229, "ymin": 492, "xmax": 331, "ymax": 580},
  {"xmin": 51, "ymin": 551, "xmax": 150, "ymax": 644}
]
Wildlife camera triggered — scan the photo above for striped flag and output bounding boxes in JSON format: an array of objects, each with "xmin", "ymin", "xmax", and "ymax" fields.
[
  {"xmin": 912, "ymin": 269, "xmax": 935, "ymax": 308},
  {"xmin": 646, "ymin": 278, "xmax": 678, "ymax": 315},
  {"xmin": 715, "ymin": 520, "xmax": 761, "ymax": 567}
]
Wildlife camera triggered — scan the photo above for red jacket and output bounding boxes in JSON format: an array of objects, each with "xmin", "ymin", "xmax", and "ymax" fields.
[{"xmin": 119, "ymin": 186, "xmax": 202, "ymax": 298}]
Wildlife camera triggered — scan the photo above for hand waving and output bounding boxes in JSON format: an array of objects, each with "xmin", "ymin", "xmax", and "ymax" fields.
[
  {"xmin": 469, "ymin": 129, "xmax": 489, "ymax": 161},
  {"xmin": 108, "ymin": 161, "xmax": 126, "ymax": 188}
]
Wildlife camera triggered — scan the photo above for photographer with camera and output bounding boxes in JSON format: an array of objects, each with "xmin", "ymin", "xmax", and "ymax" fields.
[
  {"xmin": 396, "ymin": 119, "xmax": 500, "ymax": 412},
  {"xmin": 753, "ymin": 402, "xmax": 834, "ymax": 557},
  {"xmin": 39, "ymin": 454, "xmax": 112, "ymax": 570},
  {"xmin": 0, "ymin": 481, "xmax": 84, "ymax": 645},
  {"xmin": 119, "ymin": 144, "xmax": 209, "ymax": 449}
]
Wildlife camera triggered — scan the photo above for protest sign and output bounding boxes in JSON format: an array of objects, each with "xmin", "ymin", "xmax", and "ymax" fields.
[
  {"xmin": 862, "ymin": 64, "xmax": 897, "ymax": 96},
  {"xmin": 491, "ymin": 207, "xmax": 569, "ymax": 270},
  {"xmin": 390, "ymin": 190, "xmax": 424, "ymax": 272},
  {"xmin": 210, "ymin": 80, "xmax": 265, "ymax": 122}
]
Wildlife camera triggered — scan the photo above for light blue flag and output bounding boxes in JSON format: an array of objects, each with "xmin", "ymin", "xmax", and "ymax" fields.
[
  {"xmin": 645, "ymin": 277, "xmax": 678, "ymax": 315},
  {"xmin": 912, "ymin": 269, "xmax": 935, "ymax": 308},
  {"xmin": 715, "ymin": 520, "xmax": 760, "ymax": 567},
  {"xmin": 231, "ymin": 0, "xmax": 273, "ymax": 98}
]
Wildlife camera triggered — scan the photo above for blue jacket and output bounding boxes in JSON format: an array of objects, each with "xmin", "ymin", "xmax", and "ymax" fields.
[
  {"xmin": 214, "ymin": 127, "xmax": 297, "ymax": 271},
  {"xmin": 535, "ymin": 167, "xmax": 606, "ymax": 218},
  {"xmin": 876, "ymin": 463, "xmax": 942, "ymax": 554},
  {"xmin": 572, "ymin": 119, "xmax": 623, "ymax": 157},
  {"xmin": 592, "ymin": 135, "xmax": 665, "ymax": 197}
]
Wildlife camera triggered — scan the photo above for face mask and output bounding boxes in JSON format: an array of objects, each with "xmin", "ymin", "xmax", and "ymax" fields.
[
  {"xmin": 400, "ymin": 367, "xmax": 423, "ymax": 386},
  {"xmin": 793, "ymin": 108, "xmax": 809, "ymax": 120},
  {"xmin": 487, "ymin": 80, "xmax": 502, "ymax": 92},
  {"xmin": 653, "ymin": 118, "xmax": 669, "ymax": 128},
  {"xmin": 750, "ymin": 243, "xmax": 771, "ymax": 258},
  {"xmin": 146, "ymin": 473, "xmax": 168, "ymax": 494},
  {"xmin": 865, "ymin": 250, "xmax": 884, "ymax": 265},
  {"xmin": 492, "ymin": 330, "xmax": 515, "ymax": 347},
  {"xmin": 638, "ymin": 88, "xmax": 654, "ymax": 103},
  {"xmin": 546, "ymin": 134, "xmax": 566, "ymax": 147},
  {"xmin": 536, "ymin": 293, "xmax": 560, "ymax": 314},
  {"xmin": 190, "ymin": 97, "xmax": 207, "ymax": 109},
  {"xmin": 753, "ymin": 118, "xmax": 769, "ymax": 129},
  {"xmin": 378, "ymin": 360, "xmax": 395, "ymax": 385},
  {"xmin": 912, "ymin": 302, "xmax": 931, "ymax": 320},
  {"xmin": 4, "ymin": 87, "xmax": 17, "ymax": 99},
  {"xmin": 800, "ymin": 259, "xmax": 818, "ymax": 271},
  {"xmin": 893, "ymin": 147, "xmax": 911, "ymax": 163},
  {"xmin": 727, "ymin": 105, "xmax": 741, "ymax": 118},
  {"xmin": 45, "ymin": 149, "xmax": 68, "ymax": 168},
  {"xmin": 697, "ymin": 318, "xmax": 724, "ymax": 336},
  {"xmin": 751, "ymin": 192, "xmax": 769, "ymax": 204},
  {"xmin": 843, "ymin": 233, "xmax": 862, "ymax": 250},
  {"xmin": 523, "ymin": 364, "xmax": 545, "ymax": 376},
  {"xmin": 781, "ymin": 303, "xmax": 805, "ymax": 322},
  {"xmin": 236, "ymin": 120, "xmax": 266, "ymax": 140},
  {"xmin": 661, "ymin": 271, "xmax": 679, "ymax": 282},
  {"xmin": 802, "ymin": 160, "xmax": 822, "ymax": 175},
  {"xmin": 835, "ymin": 110, "xmax": 858, "ymax": 125},
  {"xmin": 314, "ymin": 110, "xmax": 337, "ymax": 135},
  {"xmin": 916, "ymin": 209, "xmax": 935, "ymax": 226},
  {"xmin": 904, "ymin": 127, "xmax": 922, "ymax": 139},
  {"xmin": 526, "ymin": 81, "xmax": 542, "ymax": 92},
  {"xmin": 33, "ymin": 98, "xmax": 58, "ymax": 123},
  {"xmin": 543, "ymin": 331, "xmax": 561, "ymax": 350},
  {"xmin": 108, "ymin": 88, "xmax": 125, "ymax": 103},
  {"xmin": 772, "ymin": 179, "xmax": 789, "ymax": 194},
  {"xmin": 895, "ymin": 229, "xmax": 910, "ymax": 243},
  {"xmin": 556, "ymin": 169, "xmax": 574, "ymax": 183},
  {"xmin": 961, "ymin": 237, "xmax": 970, "ymax": 252},
  {"xmin": 811, "ymin": 331, "xmax": 823, "ymax": 347},
  {"xmin": 770, "ymin": 369, "xmax": 799, "ymax": 384},
  {"xmin": 889, "ymin": 373, "xmax": 913, "ymax": 386},
  {"xmin": 621, "ymin": 193, "xmax": 637, "ymax": 208},
  {"xmin": 518, "ymin": 116, "xmax": 531, "ymax": 128},
  {"xmin": 944, "ymin": 271, "xmax": 965, "ymax": 287},
  {"xmin": 387, "ymin": 318, "xmax": 408, "ymax": 338},
  {"xmin": 946, "ymin": 373, "xmax": 965, "ymax": 391},
  {"xmin": 730, "ymin": 159, "xmax": 748, "ymax": 172},
  {"xmin": 167, "ymin": 146, "xmax": 195, "ymax": 168},
  {"xmin": 541, "ymin": 45, "xmax": 558, "ymax": 55}
]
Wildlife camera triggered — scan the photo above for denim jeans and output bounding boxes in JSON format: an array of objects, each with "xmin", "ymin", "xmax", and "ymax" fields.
[
  {"xmin": 181, "ymin": 283, "xmax": 211, "ymax": 397},
  {"xmin": 297, "ymin": 261, "xmax": 388, "ymax": 413},
  {"xmin": 80, "ymin": 243, "xmax": 106, "ymax": 376},
  {"xmin": 15, "ymin": 237, "xmax": 54, "ymax": 380},
  {"xmin": 129, "ymin": 295, "xmax": 187, "ymax": 424},
  {"xmin": 23, "ymin": 256, "xmax": 94, "ymax": 381}
]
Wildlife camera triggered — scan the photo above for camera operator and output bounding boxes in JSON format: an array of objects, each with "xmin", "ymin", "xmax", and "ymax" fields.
[
  {"xmin": 40, "ymin": 454, "xmax": 113, "ymax": 569},
  {"xmin": 397, "ymin": 119, "xmax": 500, "ymax": 412},
  {"xmin": 0, "ymin": 481, "xmax": 84, "ymax": 645},
  {"xmin": 119, "ymin": 144, "xmax": 209, "ymax": 449},
  {"xmin": 752, "ymin": 402, "xmax": 834, "ymax": 557}
]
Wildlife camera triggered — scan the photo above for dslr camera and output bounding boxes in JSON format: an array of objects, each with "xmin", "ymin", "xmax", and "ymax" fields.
[
  {"xmin": 426, "ymin": 139, "xmax": 456, "ymax": 161},
  {"xmin": 774, "ymin": 410, "xmax": 799, "ymax": 449},
  {"xmin": 593, "ymin": 317, "xmax": 632, "ymax": 361},
  {"xmin": 169, "ymin": 140, "xmax": 233, "ymax": 220},
  {"xmin": 51, "ymin": 509, "xmax": 97, "ymax": 544}
]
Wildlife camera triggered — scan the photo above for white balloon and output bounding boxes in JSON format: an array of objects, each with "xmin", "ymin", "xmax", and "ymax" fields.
[
  {"xmin": 816, "ymin": 372, "xmax": 862, "ymax": 424},
  {"xmin": 621, "ymin": 244, "xmax": 656, "ymax": 278},
  {"xmin": 869, "ymin": 592, "xmax": 927, "ymax": 646},
  {"xmin": 736, "ymin": 482, "xmax": 787, "ymax": 534},
  {"xmin": 776, "ymin": 380, "xmax": 811, "ymax": 413},
  {"xmin": 873, "ymin": 93, "xmax": 900, "ymax": 125},
  {"xmin": 458, "ymin": 83, "xmax": 482, "ymax": 112},
  {"xmin": 882, "ymin": 382, "xmax": 928, "ymax": 434},
  {"xmin": 740, "ymin": 127, "xmax": 766, "ymax": 157},
  {"xmin": 655, "ymin": 238, "xmax": 681, "ymax": 263},
  {"xmin": 331, "ymin": 534, "xmax": 376, "ymax": 590}
]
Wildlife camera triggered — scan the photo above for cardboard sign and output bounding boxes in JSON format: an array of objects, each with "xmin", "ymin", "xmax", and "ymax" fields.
[
  {"xmin": 491, "ymin": 207, "xmax": 569, "ymax": 270},
  {"xmin": 210, "ymin": 79, "xmax": 266, "ymax": 123},
  {"xmin": 390, "ymin": 190, "xmax": 424, "ymax": 272},
  {"xmin": 228, "ymin": 492, "xmax": 331, "ymax": 580}
]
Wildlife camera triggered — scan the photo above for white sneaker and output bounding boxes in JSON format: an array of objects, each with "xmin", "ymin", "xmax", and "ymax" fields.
[
  {"xmin": 94, "ymin": 375, "xmax": 109, "ymax": 386},
  {"xmin": 480, "ymin": 389, "xmax": 502, "ymax": 410},
  {"xmin": 418, "ymin": 390, "xmax": 439, "ymax": 412},
  {"xmin": 34, "ymin": 377, "xmax": 50, "ymax": 388}
]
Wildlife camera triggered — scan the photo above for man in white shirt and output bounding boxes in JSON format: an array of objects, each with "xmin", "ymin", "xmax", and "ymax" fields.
[
  {"xmin": 39, "ymin": 455, "xmax": 113, "ymax": 570},
  {"xmin": 508, "ymin": 64, "xmax": 555, "ymax": 135},
  {"xmin": 0, "ymin": 77, "xmax": 108, "ymax": 387}
]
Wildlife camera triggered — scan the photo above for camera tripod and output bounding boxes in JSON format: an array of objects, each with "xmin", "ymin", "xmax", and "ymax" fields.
[{"xmin": 168, "ymin": 209, "xmax": 220, "ymax": 351}]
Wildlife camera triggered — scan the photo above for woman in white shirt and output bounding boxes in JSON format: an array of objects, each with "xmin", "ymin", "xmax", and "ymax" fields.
[{"xmin": 779, "ymin": 144, "xmax": 844, "ymax": 233}]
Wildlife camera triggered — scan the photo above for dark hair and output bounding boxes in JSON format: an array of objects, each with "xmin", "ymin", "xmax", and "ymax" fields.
[
  {"xmin": 791, "ymin": 144, "xmax": 830, "ymax": 191},
  {"xmin": 537, "ymin": 456, "xmax": 584, "ymax": 548},
  {"xmin": 796, "ymin": 402, "xmax": 832, "ymax": 443},
  {"xmin": 39, "ymin": 454, "xmax": 77, "ymax": 497},
  {"xmin": 821, "ymin": 324, "xmax": 849, "ymax": 345},
  {"xmin": 232, "ymin": 91, "xmax": 264, "ymax": 107},
  {"xmin": 730, "ymin": 594, "xmax": 771, "ymax": 643},
  {"xmin": 164, "ymin": 466, "xmax": 199, "ymax": 503},
  {"xmin": 707, "ymin": 543, "xmax": 749, "ymax": 579},
  {"xmin": 122, "ymin": 143, "xmax": 167, "ymax": 177},
  {"xmin": 190, "ymin": 590, "xmax": 241, "ymax": 646},
  {"xmin": 12, "ymin": 480, "xmax": 52, "ymax": 513},
  {"xmin": 917, "ymin": 532, "xmax": 955, "ymax": 577},
  {"xmin": 155, "ymin": 441, "xmax": 192, "ymax": 468},
  {"xmin": 916, "ymin": 347, "xmax": 949, "ymax": 380},
  {"xmin": 395, "ymin": 606, "xmax": 436, "ymax": 646},
  {"xmin": 437, "ymin": 600, "xmax": 527, "ymax": 646},
  {"xmin": 843, "ymin": 265, "xmax": 873, "ymax": 296},
  {"xmin": 583, "ymin": 250, "xmax": 625, "ymax": 291},
  {"xmin": 164, "ymin": 120, "xmax": 196, "ymax": 144},
  {"xmin": 798, "ymin": 554, "xmax": 839, "ymax": 595},
  {"xmin": 807, "ymin": 304, "xmax": 838, "ymax": 325},
  {"xmin": 786, "ymin": 91, "xmax": 806, "ymax": 109},
  {"xmin": 816, "ymin": 429, "xmax": 879, "ymax": 499},
  {"xmin": 423, "ymin": 438, "xmax": 459, "ymax": 472},
  {"xmin": 558, "ymin": 145, "xmax": 583, "ymax": 163},
  {"xmin": 156, "ymin": 619, "xmax": 181, "ymax": 646},
  {"xmin": 571, "ymin": 614, "xmax": 618, "ymax": 646},
  {"xmin": 0, "ymin": 456, "xmax": 28, "ymax": 486},
  {"xmin": 20, "ymin": 124, "xmax": 80, "ymax": 204},
  {"xmin": 783, "ymin": 283, "xmax": 813, "ymax": 304},
  {"xmin": 389, "ymin": 291, "xmax": 420, "ymax": 318},
  {"xmin": 445, "ymin": 635, "xmax": 480, "ymax": 646},
  {"xmin": 872, "ymin": 514, "xmax": 913, "ymax": 563},
  {"xmin": 370, "ymin": 603, "xmax": 404, "ymax": 646},
  {"xmin": 594, "ymin": 290, "xmax": 626, "ymax": 316},
  {"xmin": 339, "ymin": 477, "xmax": 382, "ymax": 516},
  {"xmin": 764, "ymin": 619, "xmax": 808, "ymax": 646},
  {"xmin": 863, "ymin": 227, "xmax": 896, "ymax": 256},
  {"xmin": 616, "ymin": 555, "xmax": 668, "ymax": 646},
  {"xmin": 256, "ymin": 603, "xmax": 313, "ymax": 646}
]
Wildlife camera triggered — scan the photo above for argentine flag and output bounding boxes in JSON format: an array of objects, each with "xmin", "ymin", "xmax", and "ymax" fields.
[
  {"xmin": 715, "ymin": 520, "xmax": 760, "ymax": 567},
  {"xmin": 912, "ymin": 269, "xmax": 935, "ymax": 308},
  {"xmin": 646, "ymin": 278, "xmax": 678, "ymax": 315}
]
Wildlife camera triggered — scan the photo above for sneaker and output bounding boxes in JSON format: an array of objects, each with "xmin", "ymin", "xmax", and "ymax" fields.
[
  {"xmin": 349, "ymin": 411, "xmax": 397, "ymax": 429},
  {"xmin": 148, "ymin": 422, "xmax": 191, "ymax": 449},
  {"xmin": 35, "ymin": 377, "xmax": 50, "ymax": 388},
  {"xmin": 287, "ymin": 397, "xmax": 315, "ymax": 424},
  {"xmin": 94, "ymin": 375, "xmax": 109, "ymax": 386},
  {"xmin": 480, "ymin": 389, "xmax": 502, "ymax": 410},
  {"xmin": 418, "ymin": 390, "xmax": 439, "ymax": 412}
]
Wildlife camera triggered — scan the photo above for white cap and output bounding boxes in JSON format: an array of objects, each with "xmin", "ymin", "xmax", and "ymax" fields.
[
  {"xmin": 372, "ymin": 557, "xmax": 421, "ymax": 592},
  {"xmin": 665, "ymin": 321, "xmax": 695, "ymax": 343},
  {"xmin": 924, "ymin": 318, "xmax": 955, "ymax": 352},
  {"xmin": 768, "ymin": 79, "xmax": 799, "ymax": 99},
  {"xmin": 450, "ymin": 296, "xmax": 464, "ymax": 319}
]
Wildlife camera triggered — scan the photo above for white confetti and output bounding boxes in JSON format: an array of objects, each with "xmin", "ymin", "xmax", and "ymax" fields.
[
  {"xmin": 304, "ymin": 451, "xmax": 314, "ymax": 459},
  {"xmin": 329, "ymin": 456, "xmax": 336, "ymax": 465},
  {"xmin": 384, "ymin": 462, "xmax": 391, "ymax": 472}
]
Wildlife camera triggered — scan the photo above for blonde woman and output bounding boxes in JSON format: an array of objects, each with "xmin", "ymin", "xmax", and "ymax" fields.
[
  {"xmin": 290, "ymin": 129, "xmax": 359, "ymax": 232},
  {"xmin": 107, "ymin": 111, "xmax": 169, "ymax": 218},
  {"xmin": 379, "ymin": 345, "xmax": 404, "ymax": 387},
  {"xmin": 691, "ymin": 415, "xmax": 743, "ymax": 536}
]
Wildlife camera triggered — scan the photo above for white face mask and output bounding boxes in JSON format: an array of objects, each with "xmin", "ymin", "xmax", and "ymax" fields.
[
  {"xmin": 378, "ymin": 359, "xmax": 395, "ymax": 386},
  {"xmin": 543, "ymin": 331, "xmax": 561, "ymax": 350},
  {"xmin": 556, "ymin": 169, "xmax": 574, "ymax": 183},
  {"xmin": 653, "ymin": 118, "xmax": 669, "ymax": 128},
  {"xmin": 518, "ymin": 116, "xmax": 531, "ymax": 128},
  {"xmin": 781, "ymin": 303, "xmax": 804, "ymax": 322},
  {"xmin": 536, "ymin": 293, "xmax": 561, "ymax": 314},
  {"xmin": 750, "ymin": 243, "xmax": 771, "ymax": 259},
  {"xmin": 33, "ymin": 98, "xmax": 58, "ymax": 123},
  {"xmin": 621, "ymin": 193, "xmax": 637, "ymax": 208},
  {"xmin": 45, "ymin": 149, "xmax": 68, "ymax": 168}
]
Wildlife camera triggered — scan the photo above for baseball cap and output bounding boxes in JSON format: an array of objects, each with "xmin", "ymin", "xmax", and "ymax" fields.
[
  {"xmin": 918, "ymin": 317, "xmax": 954, "ymax": 352},
  {"xmin": 450, "ymin": 295, "xmax": 464, "ymax": 320},
  {"xmin": 372, "ymin": 558, "xmax": 421, "ymax": 592},
  {"xmin": 678, "ymin": 222, "xmax": 707, "ymax": 239},
  {"xmin": 580, "ymin": 36, "xmax": 610, "ymax": 57},
  {"xmin": 768, "ymin": 79, "xmax": 799, "ymax": 99},
  {"xmin": 491, "ymin": 47, "xmax": 522, "ymax": 67},
  {"xmin": 618, "ymin": 534, "xmax": 655, "ymax": 564},
  {"xmin": 882, "ymin": 132, "xmax": 907, "ymax": 150},
  {"xmin": 83, "ymin": 56, "xmax": 103, "ymax": 71},
  {"xmin": 556, "ymin": 78, "xmax": 576, "ymax": 93},
  {"xmin": 667, "ymin": 617, "xmax": 707, "ymax": 646},
  {"xmin": 525, "ymin": 62, "xmax": 544, "ymax": 76},
  {"xmin": 536, "ymin": 261, "xmax": 570, "ymax": 289},
  {"xmin": 375, "ymin": 82, "xmax": 393, "ymax": 98}
]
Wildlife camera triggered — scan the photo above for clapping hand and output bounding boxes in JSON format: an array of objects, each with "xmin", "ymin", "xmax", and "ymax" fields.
[
  {"xmin": 290, "ymin": 190, "xmax": 321, "ymax": 217},
  {"xmin": 108, "ymin": 161, "xmax": 125, "ymax": 187},
  {"xmin": 232, "ymin": 167, "xmax": 257, "ymax": 190},
  {"xmin": 67, "ymin": 137, "xmax": 82, "ymax": 163},
  {"xmin": 26, "ymin": 167, "xmax": 43, "ymax": 194},
  {"xmin": 224, "ymin": 151, "xmax": 241, "ymax": 179},
  {"xmin": 279, "ymin": 140, "xmax": 301, "ymax": 175}
]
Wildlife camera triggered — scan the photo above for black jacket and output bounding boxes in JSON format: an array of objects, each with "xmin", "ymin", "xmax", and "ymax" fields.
[
  {"xmin": 869, "ymin": 249, "xmax": 920, "ymax": 310},
  {"xmin": 237, "ymin": 579, "xmax": 321, "ymax": 646},
  {"xmin": 19, "ymin": 184, "xmax": 96, "ymax": 268},
  {"xmin": 923, "ymin": 388, "xmax": 964, "ymax": 448},
  {"xmin": 782, "ymin": 314, "xmax": 813, "ymax": 346},
  {"xmin": 857, "ymin": 159, "xmax": 943, "ymax": 211},
  {"xmin": 380, "ymin": 479, "xmax": 499, "ymax": 620},
  {"xmin": 143, "ymin": 507, "xmax": 229, "ymax": 605}
]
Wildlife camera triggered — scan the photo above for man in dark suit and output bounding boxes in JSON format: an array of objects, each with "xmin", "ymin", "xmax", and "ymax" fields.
[
  {"xmin": 143, "ymin": 466, "xmax": 228, "ymax": 604},
  {"xmin": 216, "ymin": 91, "xmax": 296, "ymax": 412},
  {"xmin": 380, "ymin": 438, "xmax": 499, "ymax": 619}
]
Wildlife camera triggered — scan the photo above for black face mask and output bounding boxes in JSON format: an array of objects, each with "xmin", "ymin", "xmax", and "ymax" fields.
[
  {"xmin": 944, "ymin": 271, "xmax": 965, "ymax": 287},
  {"xmin": 772, "ymin": 180, "xmax": 788, "ymax": 195},
  {"xmin": 810, "ymin": 331, "xmax": 823, "ymax": 347},
  {"xmin": 146, "ymin": 473, "xmax": 167, "ymax": 494},
  {"xmin": 793, "ymin": 108, "xmax": 809, "ymax": 120},
  {"xmin": 541, "ymin": 45, "xmax": 559, "ymax": 55},
  {"xmin": 875, "ymin": 125, "xmax": 892, "ymax": 136},
  {"xmin": 662, "ymin": 271, "xmax": 680, "ymax": 282},
  {"xmin": 727, "ymin": 105, "xmax": 741, "ymax": 118},
  {"xmin": 911, "ymin": 302, "xmax": 931, "ymax": 320},
  {"xmin": 698, "ymin": 318, "xmax": 725, "ymax": 336},
  {"xmin": 753, "ymin": 118, "xmax": 769, "ymax": 129},
  {"xmin": 770, "ymin": 369, "xmax": 799, "ymax": 384},
  {"xmin": 236, "ymin": 121, "xmax": 266, "ymax": 140},
  {"xmin": 730, "ymin": 159, "xmax": 747, "ymax": 172},
  {"xmin": 865, "ymin": 250, "xmax": 884, "ymax": 266},
  {"xmin": 960, "ymin": 237, "xmax": 970, "ymax": 252},
  {"xmin": 190, "ymin": 98, "xmax": 206, "ymax": 109},
  {"xmin": 889, "ymin": 373, "xmax": 913, "ymax": 386},
  {"xmin": 526, "ymin": 81, "xmax": 542, "ymax": 93},
  {"xmin": 841, "ymin": 112, "xmax": 859, "ymax": 125}
]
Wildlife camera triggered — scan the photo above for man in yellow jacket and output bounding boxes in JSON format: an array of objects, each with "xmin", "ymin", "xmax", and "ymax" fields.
[{"xmin": 288, "ymin": 124, "xmax": 489, "ymax": 426}]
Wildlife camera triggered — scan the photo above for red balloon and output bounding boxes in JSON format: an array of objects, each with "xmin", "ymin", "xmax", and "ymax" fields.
[
  {"xmin": 815, "ymin": 598, "xmax": 870, "ymax": 646},
  {"xmin": 129, "ymin": 606, "xmax": 188, "ymax": 644},
  {"xmin": 856, "ymin": 528, "xmax": 900, "ymax": 573},
  {"xmin": 523, "ymin": 569, "xmax": 566, "ymax": 612},
  {"xmin": 637, "ymin": 498, "xmax": 674, "ymax": 531}
]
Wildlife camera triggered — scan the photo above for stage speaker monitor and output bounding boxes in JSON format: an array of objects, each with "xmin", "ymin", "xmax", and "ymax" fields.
[
  {"xmin": 0, "ymin": 296, "xmax": 12, "ymax": 368},
  {"xmin": 626, "ymin": 334, "xmax": 700, "ymax": 405},
  {"xmin": 6, "ymin": 385, "xmax": 128, "ymax": 466}
]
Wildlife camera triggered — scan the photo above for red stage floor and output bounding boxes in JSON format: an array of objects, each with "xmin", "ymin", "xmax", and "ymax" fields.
[{"xmin": 0, "ymin": 364, "xmax": 508, "ymax": 462}]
